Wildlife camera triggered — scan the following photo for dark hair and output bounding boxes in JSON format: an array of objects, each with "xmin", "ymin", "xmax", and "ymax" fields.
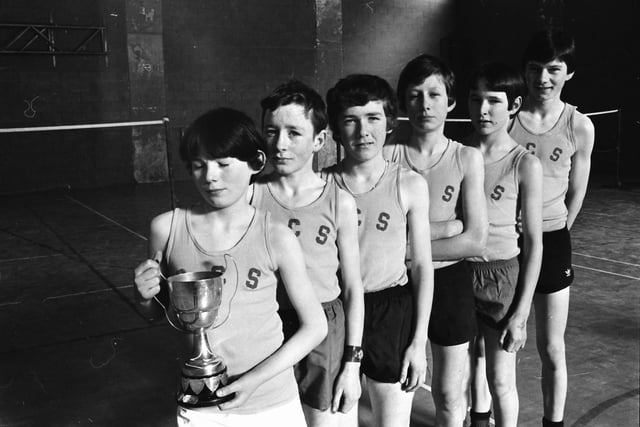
[
  {"xmin": 397, "ymin": 54, "xmax": 456, "ymax": 111},
  {"xmin": 522, "ymin": 29, "xmax": 576, "ymax": 74},
  {"xmin": 180, "ymin": 108, "xmax": 265, "ymax": 171},
  {"xmin": 260, "ymin": 80, "xmax": 328, "ymax": 134},
  {"xmin": 469, "ymin": 62, "xmax": 525, "ymax": 109},
  {"xmin": 326, "ymin": 74, "xmax": 398, "ymax": 136}
]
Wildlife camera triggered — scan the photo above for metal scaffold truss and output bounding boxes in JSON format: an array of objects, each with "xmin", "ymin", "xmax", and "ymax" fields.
[{"xmin": 0, "ymin": 22, "xmax": 107, "ymax": 66}]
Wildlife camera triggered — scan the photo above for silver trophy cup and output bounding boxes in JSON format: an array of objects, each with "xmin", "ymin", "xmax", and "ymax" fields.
[{"xmin": 167, "ymin": 270, "xmax": 234, "ymax": 407}]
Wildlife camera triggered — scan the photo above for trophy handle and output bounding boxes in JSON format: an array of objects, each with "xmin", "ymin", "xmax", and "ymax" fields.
[
  {"xmin": 148, "ymin": 292, "xmax": 184, "ymax": 332},
  {"xmin": 211, "ymin": 254, "xmax": 239, "ymax": 330}
]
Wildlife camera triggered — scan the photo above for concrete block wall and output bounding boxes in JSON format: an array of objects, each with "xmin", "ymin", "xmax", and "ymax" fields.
[
  {"xmin": 0, "ymin": 0, "xmax": 133, "ymax": 194},
  {"xmin": 2, "ymin": 0, "xmax": 634, "ymax": 194}
]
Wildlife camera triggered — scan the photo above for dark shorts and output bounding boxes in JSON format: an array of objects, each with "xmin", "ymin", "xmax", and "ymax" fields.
[
  {"xmin": 428, "ymin": 261, "xmax": 477, "ymax": 346},
  {"xmin": 279, "ymin": 298, "xmax": 345, "ymax": 411},
  {"xmin": 362, "ymin": 284, "xmax": 414, "ymax": 383},
  {"xmin": 537, "ymin": 226, "xmax": 574, "ymax": 294},
  {"xmin": 469, "ymin": 257, "xmax": 519, "ymax": 330}
]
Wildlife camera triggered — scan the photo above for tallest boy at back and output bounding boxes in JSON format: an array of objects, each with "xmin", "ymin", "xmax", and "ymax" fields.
[{"xmin": 509, "ymin": 29, "xmax": 594, "ymax": 427}]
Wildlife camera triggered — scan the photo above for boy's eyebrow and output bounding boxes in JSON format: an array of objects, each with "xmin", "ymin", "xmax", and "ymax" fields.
[
  {"xmin": 264, "ymin": 123, "xmax": 304, "ymax": 130},
  {"xmin": 341, "ymin": 111, "xmax": 384, "ymax": 119}
]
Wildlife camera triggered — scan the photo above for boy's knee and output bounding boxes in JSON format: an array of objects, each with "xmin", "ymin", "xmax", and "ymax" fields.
[
  {"xmin": 538, "ymin": 340, "xmax": 566, "ymax": 364},
  {"xmin": 432, "ymin": 386, "xmax": 463, "ymax": 410},
  {"xmin": 488, "ymin": 373, "xmax": 516, "ymax": 397}
]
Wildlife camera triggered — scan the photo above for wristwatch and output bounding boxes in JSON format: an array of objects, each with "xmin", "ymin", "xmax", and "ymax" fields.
[{"xmin": 343, "ymin": 345, "xmax": 364, "ymax": 363}]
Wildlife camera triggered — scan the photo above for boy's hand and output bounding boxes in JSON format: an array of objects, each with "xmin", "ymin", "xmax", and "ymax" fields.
[
  {"xmin": 500, "ymin": 314, "xmax": 527, "ymax": 353},
  {"xmin": 400, "ymin": 341, "xmax": 427, "ymax": 392},
  {"xmin": 215, "ymin": 372, "xmax": 260, "ymax": 411},
  {"xmin": 133, "ymin": 250, "xmax": 163, "ymax": 302},
  {"xmin": 331, "ymin": 362, "xmax": 361, "ymax": 413}
]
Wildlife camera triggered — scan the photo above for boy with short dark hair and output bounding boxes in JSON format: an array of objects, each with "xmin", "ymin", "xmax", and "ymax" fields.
[
  {"xmin": 252, "ymin": 80, "xmax": 364, "ymax": 427},
  {"xmin": 133, "ymin": 108, "xmax": 327, "ymax": 426},
  {"xmin": 466, "ymin": 63, "xmax": 543, "ymax": 427},
  {"xmin": 385, "ymin": 54, "xmax": 488, "ymax": 427},
  {"xmin": 509, "ymin": 29, "xmax": 595, "ymax": 427},
  {"xmin": 325, "ymin": 74, "xmax": 434, "ymax": 427}
]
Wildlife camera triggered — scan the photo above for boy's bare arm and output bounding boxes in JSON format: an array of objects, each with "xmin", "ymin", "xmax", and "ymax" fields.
[
  {"xmin": 431, "ymin": 146, "xmax": 488, "ymax": 260},
  {"xmin": 133, "ymin": 211, "xmax": 172, "ymax": 318},
  {"xmin": 502, "ymin": 154, "xmax": 542, "ymax": 352},
  {"xmin": 430, "ymin": 220, "xmax": 464, "ymax": 240},
  {"xmin": 566, "ymin": 113, "xmax": 595, "ymax": 229},
  {"xmin": 217, "ymin": 221, "xmax": 327, "ymax": 410},
  {"xmin": 332, "ymin": 189, "xmax": 364, "ymax": 413},
  {"xmin": 401, "ymin": 170, "xmax": 434, "ymax": 391}
]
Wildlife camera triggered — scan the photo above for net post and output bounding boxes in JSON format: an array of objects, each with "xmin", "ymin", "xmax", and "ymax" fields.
[
  {"xmin": 163, "ymin": 116, "xmax": 177, "ymax": 210},
  {"xmin": 615, "ymin": 109, "xmax": 623, "ymax": 188}
]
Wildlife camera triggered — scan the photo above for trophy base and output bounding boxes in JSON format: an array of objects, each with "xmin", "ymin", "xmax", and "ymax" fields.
[{"xmin": 176, "ymin": 370, "xmax": 235, "ymax": 408}]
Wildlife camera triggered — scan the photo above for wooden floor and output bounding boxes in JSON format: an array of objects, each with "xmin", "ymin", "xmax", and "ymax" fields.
[{"xmin": 0, "ymin": 179, "xmax": 638, "ymax": 427}]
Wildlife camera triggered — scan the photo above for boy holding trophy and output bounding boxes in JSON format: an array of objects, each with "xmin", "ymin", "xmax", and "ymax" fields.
[{"xmin": 134, "ymin": 108, "xmax": 327, "ymax": 426}]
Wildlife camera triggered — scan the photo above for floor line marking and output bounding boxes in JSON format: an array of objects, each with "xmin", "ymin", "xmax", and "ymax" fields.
[
  {"xmin": 0, "ymin": 253, "xmax": 65, "ymax": 264},
  {"xmin": 574, "ymin": 264, "xmax": 640, "ymax": 280},
  {"xmin": 570, "ymin": 387, "xmax": 639, "ymax": 427},
  {"xmin": 42, "ymin": 285, "xmax": 133, "ymax": 302},
  {"xmin": 574, "ymin": 252, "xmax": 640, "ymax": 268},
  {"xmin": 0, "ymin": 301, "xmax": 22, "ymax": 307},
  {"xmin": 65, "ymin": 195, "xmax": 148, "ymax": 241}
]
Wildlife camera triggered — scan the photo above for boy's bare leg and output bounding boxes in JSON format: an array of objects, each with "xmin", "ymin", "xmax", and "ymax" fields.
[
  {"xmin": 367, "ymin": 379, "xmax": 414, "ymax": 427},
  {"xmin": 470, "ymin": 334, "xmax": 492, "ymax": 423},
  {"xmin": 432, "ymin": 342, "xmax": 471, "ymax": 426},
  {"xmin": 302, "ymin": 404, "xmax": 357, "ymax": 427},
  {"xmin": 534, "ymin": 287, "xmax": 570, "ymax": 422},
  {"xmin": 482, "ymin": 324, "xmax": 518, "ymax": 427},
  {"xmin": 340, "ymin": 404, "xmax": 358, "ymax": 427}
]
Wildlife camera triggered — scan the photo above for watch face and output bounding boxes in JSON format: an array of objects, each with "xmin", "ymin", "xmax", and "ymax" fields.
[{"xmin": 345, "ymin": 346, "xmax": 363, "ymax": 362}]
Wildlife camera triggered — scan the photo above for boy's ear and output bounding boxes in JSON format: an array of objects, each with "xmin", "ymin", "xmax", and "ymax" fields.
[
  {"xmin": 447, "ymin": 99, "xmax": 457, "ymax": 113},
  {"xmin": 386, "ymin": 116, "xmax": 397, "ymax": 134},
  {"xmin": 566, "ymin": 71, "xmax": 575, "ymax": 81},
  {"xmin": 509, "ymin": 96, "xmax": 523, "ymax": 115},
  {"xmin": 250, "ymin": 150, "xmax": 267, "ymax": 174},
  {"xmin": 312, "ymin": 129, "xmax": 327, "ymax": 153}
]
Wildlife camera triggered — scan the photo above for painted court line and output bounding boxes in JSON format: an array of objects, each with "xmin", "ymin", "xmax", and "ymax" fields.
[
  {"xmin": 0, "ymin": 253, "xmax": 65, "ymax": 264},
  {"xmin": 574, "ymin": 252, "xmax": 640, "ymax": 268},
  {"xmin": 0, "ymin": 301, "xmax": 22, "ymax": 307},
  {"xmin": 573, "ymin": 264, "xmax": 640, "ymax": 281},
  {"xmin": 42, "ymin": 284, "xmax": 133, "ymax": 302},
  {"xmin": 65, "ymin": 195, "xmax": 148, "ymax": 241}
]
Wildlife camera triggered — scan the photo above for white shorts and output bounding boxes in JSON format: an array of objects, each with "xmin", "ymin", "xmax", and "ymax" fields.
[{"xmin": 176, "ymin": 397, "xmax": 307, "ymax": 427}]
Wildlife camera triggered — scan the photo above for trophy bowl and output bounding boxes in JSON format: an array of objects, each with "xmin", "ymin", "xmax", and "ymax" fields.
[{"xmin": 167, "ymin": 270, "xmax": 234, "ymax": 407}]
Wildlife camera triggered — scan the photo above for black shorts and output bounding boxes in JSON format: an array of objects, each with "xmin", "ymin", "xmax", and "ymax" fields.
[
  {"xmin": 362, "ymin": 284, "xmax": 414, "ymax": 383},
  {"xmin": 428, "ymin": 261, "xmax": 477, "ymax": 346},
  {"xmin": 537, "ymin": 227, "xmax": 574, "ymax": 294}
]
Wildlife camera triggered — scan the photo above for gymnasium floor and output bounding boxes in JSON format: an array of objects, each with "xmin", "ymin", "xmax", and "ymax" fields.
[{"xmin": 0, "ymin": 179, "xmax": 638, "ymax": 427}]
